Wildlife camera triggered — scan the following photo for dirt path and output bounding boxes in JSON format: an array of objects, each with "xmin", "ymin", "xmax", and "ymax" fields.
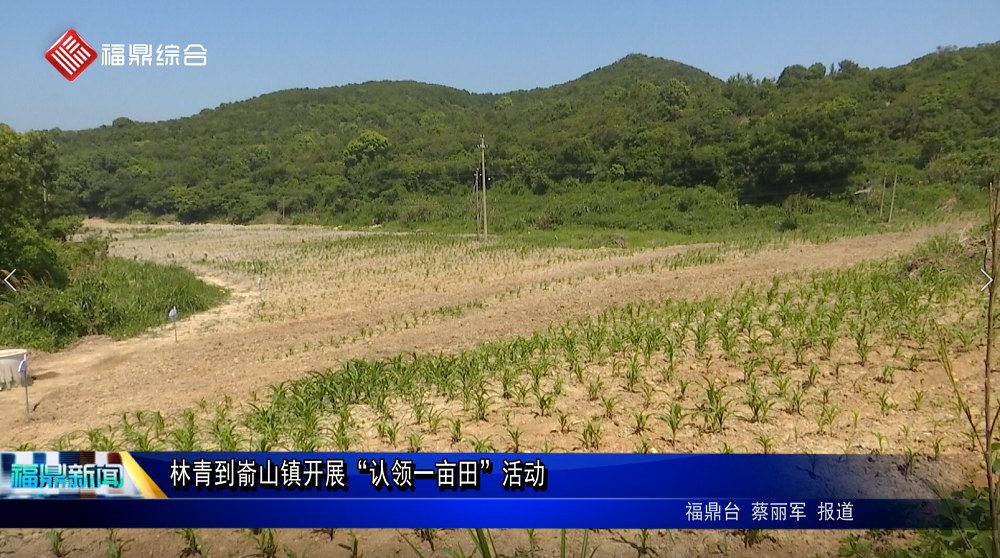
[{"xmin": 0, "ymin": 222, "xmax": 965, "ymax": 448}]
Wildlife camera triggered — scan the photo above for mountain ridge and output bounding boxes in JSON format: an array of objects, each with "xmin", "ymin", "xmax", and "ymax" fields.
[{"xmin": 28, "ymin": 42, "xmax": 1000, "ymax": 228}]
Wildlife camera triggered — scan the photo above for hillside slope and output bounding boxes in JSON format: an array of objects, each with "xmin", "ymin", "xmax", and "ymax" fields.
[{"xmin": 36, "ymin": 44, "xmax": 1000, "ymax": 227}]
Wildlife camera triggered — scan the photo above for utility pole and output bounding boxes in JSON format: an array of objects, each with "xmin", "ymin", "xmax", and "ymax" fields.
[
  {"xmin": 474, "ymin": 169, "xmax": 482, "ymax": 235},
  {"xmin": 479, "ymin": 135, "xmax": 488, "ymax": 240},
  {"xmin": 878, "ymin": 174, "xmax": 886, "ymax": 218},
  {"xmin": 888, "ymin": 172, "xmax": 898, "ymax": 224}
]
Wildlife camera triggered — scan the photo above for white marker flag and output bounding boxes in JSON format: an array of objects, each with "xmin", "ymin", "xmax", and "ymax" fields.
[
  {"xmin": 17, "ymin": 356, "xmax": 27, "ymax": 381},
  {"xmin": 169, "ymin": 306, "xmax": 178, "ymax": 322}
]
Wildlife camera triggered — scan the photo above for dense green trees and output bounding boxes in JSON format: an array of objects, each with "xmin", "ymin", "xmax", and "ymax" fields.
[
  {"xmin": 0, "ymin": 125, "xmax": 78, "ymax": 285},
  {"xmin": 24, "ymin": 43, "xmax": 1000, "ymax": 227},
  {"xmin": 0, "ymin": 126, "xmax": 228, "ymax": 350},
  {"xmin": 736, "ymin": 96, "xmax": 873, "ymax": 203}
]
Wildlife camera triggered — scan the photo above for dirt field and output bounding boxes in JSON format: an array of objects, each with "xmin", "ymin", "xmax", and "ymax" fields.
[{"xmin": 0, "ymin": 218, "xmax": 987, "ymax": 558}]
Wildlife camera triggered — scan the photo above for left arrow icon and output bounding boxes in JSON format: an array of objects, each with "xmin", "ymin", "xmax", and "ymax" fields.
[
  {"xmin": 3, "ymin": 270, "xmax": 15, "ymax": 292},
  {"xmin": 983, "ymin": 269, "xmax": 994, "ymax": 292}
]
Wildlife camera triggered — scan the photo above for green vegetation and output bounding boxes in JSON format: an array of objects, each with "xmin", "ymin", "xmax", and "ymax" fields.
[
  {"xmin": 0, "ymin": 125, "xmax": 228, "ymax": 351},
  {"xmin": 35, "ymin": 44, "xmax": 999, "ymax": 229},
  {"xmin": 0, "ymin": 247, "xmax": 227, "ymax": 351},
  {"xmin": 838, "ymin": 487, "xmax": 996, "ymax": 557}
]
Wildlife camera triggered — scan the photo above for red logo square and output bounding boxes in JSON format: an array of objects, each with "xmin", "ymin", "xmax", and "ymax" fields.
[{"xmin": 45, "ymin": 29, "xmax": 97, "ymax": 81}]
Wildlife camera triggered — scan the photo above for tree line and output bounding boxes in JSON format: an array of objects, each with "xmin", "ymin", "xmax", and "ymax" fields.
[{"xmin": 28, "ymin": 43, "xmax": 1000, "ymax": 226}]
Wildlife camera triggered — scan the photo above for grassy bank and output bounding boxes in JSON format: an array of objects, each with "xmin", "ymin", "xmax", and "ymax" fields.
[{"xmin": 0, "ymin": 254, "xmax": 227, "ymax": 351}]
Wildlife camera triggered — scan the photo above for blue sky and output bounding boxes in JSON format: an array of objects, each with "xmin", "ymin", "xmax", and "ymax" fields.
[{"xmin": 0, "ymin": 0, "xmax": 996, "ymax": 132}]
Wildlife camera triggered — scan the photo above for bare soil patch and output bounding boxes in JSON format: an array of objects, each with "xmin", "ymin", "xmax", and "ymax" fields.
[{"xmin": 0, "ymin": 220, "xmax": 980, "ymax": 558}]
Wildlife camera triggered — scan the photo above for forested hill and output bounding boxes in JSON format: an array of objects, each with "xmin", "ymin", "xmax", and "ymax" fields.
[{"xmin": 37, "ymin": 43, "xmax": 1000, "ymax": 227}]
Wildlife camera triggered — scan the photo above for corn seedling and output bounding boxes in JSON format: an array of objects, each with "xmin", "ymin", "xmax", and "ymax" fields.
[
  {"xmin": 426, "ymin": 407, "xmax": 444, "ymax": 434},
  {"xmin": 282, "ymin": 543, "xmax": 313, "ymax": 558},
  {"xmin": 933, "ymin": 436, "xmax": 945, "ymax": 459},
  {"xmin": 87, "ymin": 428, "xmax": 117, "ymax": 452},
  {"xmin": 676, "ymin": 379, "xmax": 690, "ymax": 400},
  {"xmin": 557, "ymin": 411, "xmax": 572, "ymax": 434},
  {"xmin": 851, "ymin": 375, "xmax": 865, "ymax": 394},
  {"xmin": 470, "ymin": 435, "xmax": 497, "ymax": 453},
  {"xmin": 952, "ymin": 324, "xmax": 978, "ymax": 352},
  {"xmin": 534, "ymin": 388, "xmax": 556, "ymax": 417},
  {"xmin": 901, "ymin": 445, "xmax": 917, "ymax": 476},
  {"xmin": 540, "ymin": 439, "xmax": 560, "ymax": 453},
  {"xmin": 375, "ymin": 419, "xmax": 400, "ymax": 446},
  {"xmin": 449, "ymin": 418, "xmax": 463, "ymax": 445},
  {"xmin": 719, "ymin": 326, "xmax": 738, "ymax": 360},
  {"xmin": 210, "ymin": 401, "xmax": 242, "ymax": 451},
  {"xmin": 785, "ymin": 386, "xmax": 804, "ymax": 416},
  {"xmin": 640, "ymin": 381, "xmax": 656, "ymax": 409},
  {"xmin": 766, "ymin": 354, "xmax": 785, "ymax": 376},
  {"xmin": 601, "ymin": 395, "xmax": 617, "ymax": 420},
  {"xmin": 873, "ymin": 431, "xmax": 888, "ymax": 454},
  {"xmin": 693, "ymin": 319, "xmax": 711, "ymax": 358},
  {"xmin": 816, "ymin": 403, "xmax": 840, "ymax": 435},
  {"xmin": 657, "ymin": 402, "xmax": 687, "ymax": 447},
  {"xmin": 177, "ymin": 528, "xmax": 209, "ymax": 558},
  {"xmin": 754, "ymin": 431, "xmax": 775, "ymax": 454},
  {"xmin": 612, "ymin": 528, "xmax": 655, "ymax": 558},
  {"xmin": 773, "ymin": 374, "xmax": 791, "ymax": 398},
  {"xmin": 581, "ymin": 416, "xmax": 603, "ymax": 450},
  {"xmin": 744, "ymin": 378, "xmax": 774, "ymax": 423},
  {"xmin": 464, "ymin": 529, "xmax": 497, "ymax": 558},
  {"xmin": 47, "ymin": 530, "xmax": 69, "ymax": 558},
  {"xmin": 698, "ymin": 379, "xmax": 733, "ymax": 433},
  {"xmin": 625, "ymin": 354, "xmax": 642, "ymax": 392},
  {"xmin": 586, "ymin": 375, "xmax": 603, "ymax": 401},
  {"xmin": 633, "ymin": 410, "xmax": 650, "ymax": 435},
  {"xmin": 406, "ymin": 432, "xmax": 424, "ymax": 453},
  {"xmin": 339, "ymin": 531, "xmax": 361, "ymax": 558},
  {"xmin": 634, "ymin": 435, "xmax": 654, "ymax": 454},
  {"xmin": 506, "ymin": 426, "xmax": 523, "ymax": 452},
  {"xmin": 105, "ymin": 529, "xmax": 134, "ymax": 558},
  {"xmin": 851, "ymin": 319, "xmax": 875, "ymax": 366},
  {"xmin": 737, "ymin": 529, "xmax": 769, "ymax": 548},
  {"xmin": 877, "ymin": 389, "xmax": 897, "ymax": 415},
  {"xmin": 741, "ymin": 358, "xmax": 761, "ymax": 384},
  {"xmin": 911, "ymin": 389, "xmax": 926, "ymax": 411},
  {"xmin": 473, "ymin": 389, "xmax": 492, "ymax": 421},
  {"xmin": 805, "ymin": 363, "xmax": 820, "ymax": 390},
  {"xmin": 331, "ymin": 419, "xmax": 356, "ymax": 452},
  {"xmin": 791, "ymin": 336, "xmax": 810, "ymax": 366}
]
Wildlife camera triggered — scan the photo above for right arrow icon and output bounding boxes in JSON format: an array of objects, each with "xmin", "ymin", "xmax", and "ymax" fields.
[{"xmin": 983, "ymin": 269, "xmax": 994, "ymax": 292}]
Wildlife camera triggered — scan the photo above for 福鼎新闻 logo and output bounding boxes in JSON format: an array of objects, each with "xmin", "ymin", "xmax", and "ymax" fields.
[{"xmin": 45, "ymin": 29, "xmax": 98, "ymax": 81}]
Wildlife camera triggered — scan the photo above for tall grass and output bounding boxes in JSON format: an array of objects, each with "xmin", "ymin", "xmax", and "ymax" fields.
[{"xmin": 0, "ymin": 257, "xmax": 227, "ymax": 350}]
